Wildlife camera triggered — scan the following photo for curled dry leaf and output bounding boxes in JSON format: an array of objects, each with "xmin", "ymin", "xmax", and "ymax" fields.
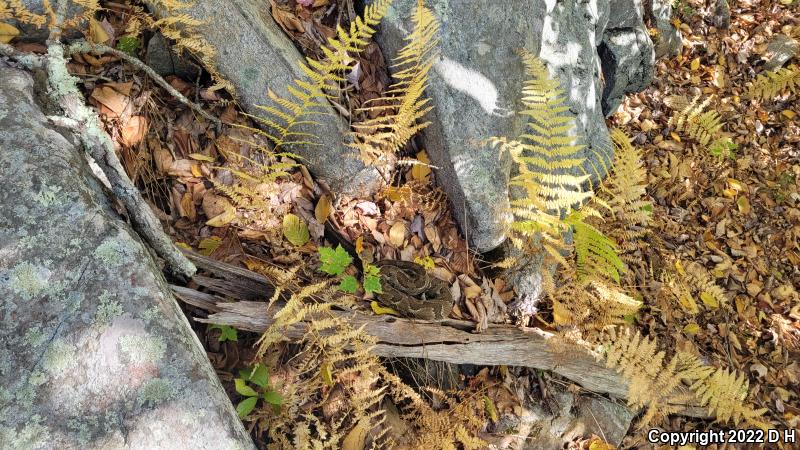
[
  {"xmin": 120, "ymin": 116, "xmax": 148, "ymax": 147},
  {"xmin": 388, "ymin": 222, "xmax": 406, "ymax": 247}
]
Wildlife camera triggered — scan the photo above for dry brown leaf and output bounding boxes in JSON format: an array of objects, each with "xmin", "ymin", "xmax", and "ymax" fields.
[
  {"xmin": 388, "ymin": 222, "xmax": 406, "ymax": 247},
  {"xmin": 88, "ymin": 18, "xmax": 111, "ymax": 44},
  {"xmin": 120, "ymin": 116, "xmax": 147, "ymax": 147},
  {"xmin": 315, "ymin": 194, "xmax": 331, "ymax": 224}
]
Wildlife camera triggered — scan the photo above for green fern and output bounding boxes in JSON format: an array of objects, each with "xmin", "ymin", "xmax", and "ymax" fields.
[
  {"xmin": 747, "ymin": 64, "xmax": 800, "ymax": 100},
  {"xmin": 566, "ymin": 208, "xmax": 624, "ymax": 284}
]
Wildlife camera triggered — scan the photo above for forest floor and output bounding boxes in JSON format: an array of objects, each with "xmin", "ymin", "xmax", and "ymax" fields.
[{"xmin": 10, "ymin": 0, "xmax": 797, "ymax": 447}]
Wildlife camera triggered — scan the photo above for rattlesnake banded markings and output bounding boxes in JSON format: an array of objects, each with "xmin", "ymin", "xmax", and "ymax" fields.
[{"xmin": 374, "ymin": 260, "xmax": 453, "ymax": 320}]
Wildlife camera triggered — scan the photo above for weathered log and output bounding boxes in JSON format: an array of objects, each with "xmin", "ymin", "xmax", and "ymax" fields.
[{"xmin": 172, "ymin": 252, "xmax": 709, "ymax": 418}]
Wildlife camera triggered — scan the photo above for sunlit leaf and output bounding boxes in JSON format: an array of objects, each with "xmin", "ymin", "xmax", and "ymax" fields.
[
  {"xmin": 370, "ymin": 301, "xmax": 399, "ymax": 316},
  {"xmin": 282, "ymin": 214, "xmax": 310, "ymax": 246},
  {"xmin": 235, "ymin": 379, "xmax": 258, "ymax": 397},
  {"xmin": 236, "ymin": 396, "xmax": 258, "ymax": 418}
]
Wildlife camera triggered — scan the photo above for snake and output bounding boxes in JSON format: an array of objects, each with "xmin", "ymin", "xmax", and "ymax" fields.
[{"xmin": 374, "ymin": 260, "xmax": 453, "ymax": 320}]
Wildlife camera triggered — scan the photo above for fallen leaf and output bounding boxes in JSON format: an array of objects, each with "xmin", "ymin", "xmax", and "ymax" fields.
[
  {"xmin": 120, "ymin": 116, "xmax": 147, "ymax": 146},
  {"xmin": 88, "ymin": 18, "xmax": 111, "ymax": 44},
  {"xmin": 282, "ymin": 214, "xmax": 310, "ymax": 246},
  {"xmin": 737, "ymin": 196, "xmax": 751, "ymax": 214},
  {"xmin": 782, "ymin": 110, "xmax": 796, "ymax": 120},
  {"xmin": 683, "ymin": 322, "xmax": 701, "ymax": 336},
  {"xmin": 189, "ymin": 153, "xmax": 215, "ymax": 162},
  {"xmin": 388, "ymin": 222, "xmax": 406, "ymax": 247},
  {"xmin": 371, "ymin": 301, "xmax": 399, "ymax": 316},
  {"xmin": 690, "ymin": 57, "xmax": 701, "ymax": 71},
  {"xmin": 411, "ymin": 150, "xmax": 432, "ymax": 180},
  {"xmin": 0, "ymin": 22, "xmax": 20, "ymax": 44},
  {"xmin": 342, "ymin": 418, "xmax": 369, "ymax": 450},
  {"xmin": 315, "ymin": 194, "xmax": 331, "ymax": 224},
  {"xmin": 206, "ymin": 204, "xmax": 237, "ymax": 227}
]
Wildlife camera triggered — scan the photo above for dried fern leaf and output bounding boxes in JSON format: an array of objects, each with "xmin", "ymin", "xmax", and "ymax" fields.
[
  {"xmin": 351, "ymin": 0, "xmax": 440, "ymax": 162},
  {"xmin": 747, "ymin": 64, "xmax": 800, "ymax": 100}
]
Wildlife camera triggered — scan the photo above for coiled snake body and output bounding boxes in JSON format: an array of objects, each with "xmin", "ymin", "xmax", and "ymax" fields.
[{"xmin": 374, "ymin": 260, "xmax": 453, "ymax": 320}]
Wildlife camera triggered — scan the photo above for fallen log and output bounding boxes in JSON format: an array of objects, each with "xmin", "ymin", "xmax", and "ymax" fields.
[{"xmin": 173, "ymin": 252, "xmax": 709, "ymax": 417}]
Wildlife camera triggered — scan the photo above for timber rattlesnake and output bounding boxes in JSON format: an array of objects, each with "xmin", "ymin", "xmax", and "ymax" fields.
[{"xmin": 374, "ymin": 260, "xmax": 453, "ymax": 320}]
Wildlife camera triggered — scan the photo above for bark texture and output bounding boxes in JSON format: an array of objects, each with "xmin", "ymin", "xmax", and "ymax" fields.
[{"xmin": 0, "ymin": 63, "xmax": 254, "ymax": 450}]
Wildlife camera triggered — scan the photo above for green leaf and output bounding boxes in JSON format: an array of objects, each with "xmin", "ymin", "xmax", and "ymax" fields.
[
  {"xmin": 236, "ymin": 396, "xmax": 258, "ymax": 418},
  {"xmin": 262, "ymin": 390, "xmax": 283, "ymax": 406},
  {"xmin": 363, "ymin": 264, "xmax": 382, "ymax": 294},
  {"xmin": 116, "ymin": 36, "xmax": 140, "ymax": 56},
  {"xmin": 238, "ymin": 367, "xmax": 253, "ymax": 381},
  {"xmin": 210, "ymin": 324, "xmax": 238, "ymax": 342},
  {"xmin": 234, "ymin": 378, "xmax": 258, "ymax": 397},
  {"xmin": 249, "ymin": 364, "xmax": 269, "ymax": 388},
  {"xmin": 282, "ymin": 214, "xmax": 310, "ymax": 246},
  {"xmin": 318, "ymin": 245, "xmax": 352, "ymax": 276},
  {"xmin": 198, "ymin": 236, "xmax": 223, "ymax": 256},
  {"xmin": 338, "ymin": 275, "xmax": 359, "ymax": 293}
]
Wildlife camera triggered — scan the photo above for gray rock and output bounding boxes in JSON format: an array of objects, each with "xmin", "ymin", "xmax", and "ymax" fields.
[
  {"xmin": 713, "ymin": 0, "xmax": 731, "ymax": 30},
  {"xmin": 145, "ymin": 32, "xmax": 202, "ymax": 80},
  {"xmin": 763, "ymin": 34, "xmax": 799, "ymax": 72},
  {"xmin": 373, "ymin": 0, "xmax": 616, "ymax": 252},
  {"xmin": 145, "ymin": 0, "xmax": 382, "ymax": 197},
  {"xmin": 651, "ymin": 0, "xmax": 682, "ymax": 58},
  {"xmin": 0, "ymin": 63, "xmax": 255, "ymax": 450},
  {"xmin": 10, "ymin": 1, "xmax": 85, "ymax": 41},
  {"xmin": 492, "ymin": 387, "xmax": 634, "ymax": 448},
  {"xmin": 599, "ymin": 0, "xmax": 655, "ymax": 116}
]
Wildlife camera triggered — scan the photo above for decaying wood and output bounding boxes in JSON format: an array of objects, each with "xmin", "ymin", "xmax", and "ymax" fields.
[{"xmin": 174, "ymin": 252, "xmax": 708, "ymax": 417}]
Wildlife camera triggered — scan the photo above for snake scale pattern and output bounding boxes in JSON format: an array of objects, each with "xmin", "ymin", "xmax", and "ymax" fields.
[{"xmin": 374, "ymin": 260, "xmax": 453, "ymax": 320}]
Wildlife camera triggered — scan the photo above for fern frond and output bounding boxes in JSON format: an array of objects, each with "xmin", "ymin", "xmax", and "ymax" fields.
[
  {"xmin": 599, "ymin": 328, "xmax": 690, "ymax": 426},
  {"xmin": 596, "ymin": 128, "xmax": 651, "ymax": 262},
  {"xmin": 747, "ymin": 64, "xmax": 800, "ymax": 100},
  {"xmin": 675, "ymin": 352, "xmax": 768, "ymax": 427},
  {"xmin": 551, "ymin": 277, "xmax": 641, "ymax": 334},
  {"xmin": 351, "ymin": 0, "xmax": 439, "ymax": 162},
  {"xmin": 668, "ymin": 95, "xmax": 735, "ymax": 157},
  {"xmin": 566, "ymin": 209, "xmax": 624, "ymax": 284}
]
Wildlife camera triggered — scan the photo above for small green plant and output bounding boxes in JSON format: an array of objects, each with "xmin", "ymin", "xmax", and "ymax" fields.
[
  {"xmin": 317, "ymin": 245, "xmax": 382, "ymax": 294},
  {"xmin": 209, "ymin": 324, "xmax": 237, "ymax": 343},
  {"xmin": 235, "ymin": 363, "xmax": 282, "ymax": 419}
]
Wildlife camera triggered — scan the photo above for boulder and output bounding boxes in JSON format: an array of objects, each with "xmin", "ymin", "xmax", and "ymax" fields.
[
  {"xmin": 763, "ymin": 34, "xmax": 799, "ymax": 71},
  {"xmin": 599, "ymin": 0, "xmax": 655, "ymax": 116},
  {"xmin": 145, "ymin": 0, "xmax": 382, "ymax": 197},
  {"xmin": 0, "ymin": 63, "xmax": 255, "ymax": 450},
  {"xmin": 651, "ymin": 0, "xmax": 683, "ymax": 58},
  {"xmin": 373, "ymin": 0, "xmax": 621, "ymax": 252},
  {"xmin": 145, "ymin": 32, "xmax": 202, "ymax": 80}
]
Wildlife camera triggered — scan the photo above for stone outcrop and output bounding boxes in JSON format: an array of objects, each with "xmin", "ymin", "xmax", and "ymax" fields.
[
  {"xmin": 600, "ymin": 0, "xmax": 655, "ymax": 116},
  {"xmin": 372, "ymin": 0, "xmax": 655, "ymax": 252},
  {"xmin": 145, "ymin": 0, "xmax": 382, "ymax": 197},
  {"xmin": 0, "ymin": 63, "xmax": 255, "ymax": 450}
]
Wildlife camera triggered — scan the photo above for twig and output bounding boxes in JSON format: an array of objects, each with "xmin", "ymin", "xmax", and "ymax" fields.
[
  {"xmin": 39, "ymin": 38, "xmax": 196, "ymax": 278},
  {"xmin": 66, "ymin": 40, "xmax": 220, "ymax": 126}
]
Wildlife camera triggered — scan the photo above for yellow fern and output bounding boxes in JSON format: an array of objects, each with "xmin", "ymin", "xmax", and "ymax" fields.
[
  {"xmin": 551, "ymin": 278, "xmax": 641, "ymax": 335},
  {"xmin": 597, "ymin": 129, "xmax": 651, "ymax": 263},
  {"xmin": 240, "ymin": 0, "xmax": 393, "ymax": 156},
  {"xmin": 351, "ymin": 0, "xmax": 439, "ymax": 162},
  {"xmin": 668, "ymin": 95, "xmax": 735, "ymax": 158},
  {"xmin": 747, "ymin": 64, "xmax": 800, "ymax": 100},
  {"xmin": 599, "ymin": 327, "xmax": 690, "ymax": 426},
  {"xmin": 488, "ymin": 50, "xmax": 594, "ymax": 269},
  {"xmin": 675, "ymin": 352, "xmax": 768, "ymax": 428}
]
